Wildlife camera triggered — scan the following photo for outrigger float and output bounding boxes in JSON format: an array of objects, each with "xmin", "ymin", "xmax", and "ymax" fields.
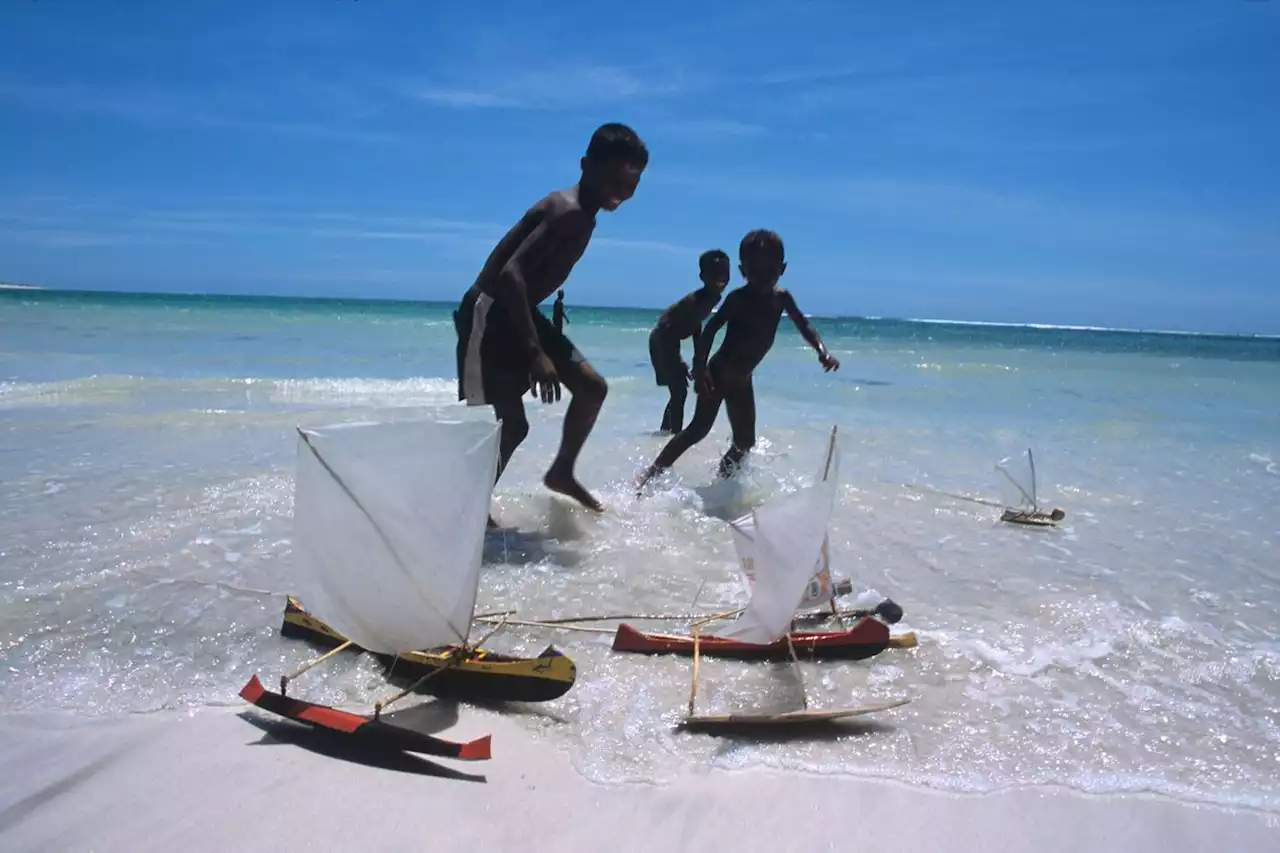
[{"xmin": 239, "ymin": 419, "xmax": 575, "ymax": 760}]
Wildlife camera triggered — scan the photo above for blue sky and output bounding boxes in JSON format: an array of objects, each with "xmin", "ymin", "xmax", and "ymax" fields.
[{"xmin": 1, "ymin": 0, "xmax": 1277, "ymax": 334}]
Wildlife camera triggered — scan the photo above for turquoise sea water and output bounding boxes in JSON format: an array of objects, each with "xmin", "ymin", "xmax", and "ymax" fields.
[{"xmin": 2, "ymin": 288, "xmax": 1278, "ymax": 809}]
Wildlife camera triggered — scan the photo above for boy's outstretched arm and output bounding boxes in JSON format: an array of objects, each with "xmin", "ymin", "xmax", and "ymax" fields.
[
  {"xmin": 690, "ymin": 292, "xmax": 738, "ymax": 393},
  {"xmin": 692, "ymin": 292, "xmax": 737, "ymax": 371},
  {"xmin": 683, "ymin": 319, "xmax": 702, "ymax": 377},
  {"xmin": 781, "ymin": 290, "xmax": 840, "ymax": 371}
]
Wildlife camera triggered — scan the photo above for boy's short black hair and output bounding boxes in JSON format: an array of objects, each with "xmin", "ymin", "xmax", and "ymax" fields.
[
  {"xmin": 586, "ymin": 123, "xmax": 649, "ymax": 168},
  {"xmin": 739, "ymin": 229, "xmax": 784, "ymax": 263},
  {"xmin": 699, "ymin": 249, "xmax": 730, "ymax": 271}
]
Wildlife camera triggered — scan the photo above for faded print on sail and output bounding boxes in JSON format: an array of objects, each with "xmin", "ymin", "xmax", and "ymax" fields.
[
  {"xmin": 291, "ymin": 419, "xmax": 501, "ymax": 656},
  {"xmin": 731, "ymin": 518, "xmax": 834, "ymax": 608},
  {"xmin": 720, "ymin": 428, "xmax": 841, "ymax": 646}
]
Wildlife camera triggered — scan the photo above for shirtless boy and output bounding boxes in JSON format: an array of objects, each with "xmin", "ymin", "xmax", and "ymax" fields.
[
  {"xmin": 454, "ymin": 122, "xmax": 648, "ymax": 520},
  {"xmin": 637, "ymin": 229, "xmax": 839, "ymax": 489},
  {"xmin": 648, "ymin": 250, "xmax": 730, "ymax": 433}
]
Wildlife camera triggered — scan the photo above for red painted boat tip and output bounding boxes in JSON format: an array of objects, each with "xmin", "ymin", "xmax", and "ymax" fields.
[
  {"xmin": 239, "ymin": 674, "xmax": 265, "ymax": 702},
  {"xmin": 458, "ymin": 734, "xmax": 492, "ymax": 761}
]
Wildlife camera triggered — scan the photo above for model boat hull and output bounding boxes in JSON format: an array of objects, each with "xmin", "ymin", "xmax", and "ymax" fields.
[
  {"xmin": 239, "ymin": 674, "xmax": 491, "ymax": 759},
  {"xmin": 280, "ymin": 597, "xmax": 576, "ymax": 703},
  {"xmin": 611, "ymin": 616, "xmax": 891, "ymax": 661}
]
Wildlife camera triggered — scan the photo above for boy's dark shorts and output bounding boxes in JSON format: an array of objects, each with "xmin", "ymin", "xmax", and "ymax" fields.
[
  {"xmin": 648, "ymin": 328, "xmax": 686, "ymax": 389},
  {"xmin": 455, "ymin": 288, "xmax": 584, "ymax": 406}
]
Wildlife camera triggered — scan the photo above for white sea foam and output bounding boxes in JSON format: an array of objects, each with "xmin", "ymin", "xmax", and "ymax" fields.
[{"xmin": 2, "ymin": 294, "xmax": 1278, "ymax": 811}]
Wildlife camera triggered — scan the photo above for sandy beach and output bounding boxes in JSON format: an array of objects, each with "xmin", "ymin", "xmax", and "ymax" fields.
[{"xmin": 1, "ymin": 703, "xmax": 1275, "ymax": 853}]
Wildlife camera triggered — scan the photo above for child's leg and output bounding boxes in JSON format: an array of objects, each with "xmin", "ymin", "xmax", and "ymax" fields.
[
  {"xmin": 636, "ymin": 389, "xmax": 723, "ymax": 489},
  {"xmin": 666, "ymin": 381, "xmax": 689, "ymax": 433},
  {"xmin": 717, "ymin": 378, "xmax": 756, "ymax": 478},
  {"xmin": 491, "ymin": 395, "xmax": 530, "ymax": 482},
  {"xmin": 486, "ymin": 395, "xmax": 529, "ymax": 527},
  {"xmin": 544, "ymin": 355, "xmax": 608, "ymax": 511}
]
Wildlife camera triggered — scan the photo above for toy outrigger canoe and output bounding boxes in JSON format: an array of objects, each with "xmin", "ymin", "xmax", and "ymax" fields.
[
  {"xmin": 903, "ymin": 447, "xmax": 1066, "ymax": 528},
  {"xmin": 672, "ymin": 427, "xmax": 911, "ymax": 729},
  {"xmin": 996, "ymin": 449, "xmax": 1066, "ymax": 527},
  {"xmin": 239, "ymin": 419, "xmax": 539, "ymax": 760},
  {"xmin": 280, "ymin": 595, "xmax": 576, "ymax": 702},
  {"xmin": 612, "ymin": 612, "xmax": 908, "ymax": 661}
]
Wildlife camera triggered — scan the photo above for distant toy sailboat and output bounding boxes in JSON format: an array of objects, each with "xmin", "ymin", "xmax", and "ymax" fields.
[{"xmin": 995, "ymin": 448, "xmax": 1066, "ymax": 527}]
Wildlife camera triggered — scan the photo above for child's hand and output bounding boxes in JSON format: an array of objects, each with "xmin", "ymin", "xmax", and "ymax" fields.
[
  {"xmin": 681, "ymin": 360, "xmax": 692, "ymax": 380},
  {"xmin": 819, "ymin": 352, "xmax": 840, "ymax": 372},
  {"xmin": 694, "ymin": 367, "xmax": 715, "ymax": 395}
]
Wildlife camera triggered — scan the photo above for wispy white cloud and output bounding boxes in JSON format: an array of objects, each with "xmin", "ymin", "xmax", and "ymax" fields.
[
  {"xmin": 1, "ymin": 229, "xmax": 127, "ymax": 248},
  {"xmin": 650, "ymin": 118, "xmax": 767, "ymax": 139},
  {"xmin": 592, "ymin": 237, "xmax": 696, "ymax": 255},
  {"xmin": 0, "ymin": 200, "xmax": 505, "ymax": 252},
  {"xmin": 409, "ymin": 63, "xmax": 700, "ymax": 111},
  {"xmin": 0, "ymin": 80, "xmax": 397, "ymax": 143},
  {"xmin": 414, "ymin": 88, "xmax": 521, "ymax": 109},
  {"xmin": 646, "ymin": 168, "xmax": 1280, "ymax": 267}
]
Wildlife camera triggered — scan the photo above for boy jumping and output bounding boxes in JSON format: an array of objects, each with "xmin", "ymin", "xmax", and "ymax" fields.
[
  {"xmin": 455, "ymin": 122, "xmax": 649, "ymax": 521},
  {"xmin": 648, "ymin": 250, "xmax": 730, "ymax": 434},
  {"xmin": 637, "ymin": 229, "xmax": 839, "ymax": 489}
]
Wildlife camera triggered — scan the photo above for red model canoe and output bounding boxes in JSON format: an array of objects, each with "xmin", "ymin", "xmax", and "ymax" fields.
[
  {"xmin": 239, "ymin": 675, "xmax": 492, "ymax": 760},
  {"xmin": 611, "ymin": 616, "xmax": 890, "ymax": 661}
]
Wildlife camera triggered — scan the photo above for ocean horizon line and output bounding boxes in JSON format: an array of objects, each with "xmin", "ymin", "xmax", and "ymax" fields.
[{"xmin": 3, "ymin": 283, "xmax": 1277, "ymax": 341}]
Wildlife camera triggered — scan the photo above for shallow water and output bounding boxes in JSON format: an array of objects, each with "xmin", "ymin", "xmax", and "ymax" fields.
[{"xmin": 2, "ymin": 290, "xmax": 1278, "ymax": 809}]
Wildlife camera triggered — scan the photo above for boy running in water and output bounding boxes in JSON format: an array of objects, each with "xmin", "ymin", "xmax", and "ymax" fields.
[
  {"xmin": 648, "ymin": 250, "xmax": 730, "ymax": 433},
  {"xmin": 637, "ymin": 229, "xmax": 839, "ymax": 489},
  {"xmin": 454, "ymin": 123, "xmax": 648, "ymax": 522}
]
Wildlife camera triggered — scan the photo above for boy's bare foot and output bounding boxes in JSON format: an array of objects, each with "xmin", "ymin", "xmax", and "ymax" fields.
[
  {"xmin": 544, "ymin": 463, "xmax": 605, "ymax": 512},
  {"xmin": 634, "ymin": 464, "xmax": 663, "ymax": 496}
]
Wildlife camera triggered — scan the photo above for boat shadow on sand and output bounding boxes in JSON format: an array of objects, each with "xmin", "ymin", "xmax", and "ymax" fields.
[{"xmin": 237, "ymin": 703, "xmax": 487, "ymax": 783}]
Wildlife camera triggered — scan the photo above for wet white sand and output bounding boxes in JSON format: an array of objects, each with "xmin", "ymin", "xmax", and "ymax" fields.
[{"xmin": 1, "ymin": 705, "xmax": 1275, "ymax": 853}]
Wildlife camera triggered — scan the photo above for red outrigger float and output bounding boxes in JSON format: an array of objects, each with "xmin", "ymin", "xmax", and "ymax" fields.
[{"xmin": 611, "ymin": 614, "xmax": 894, "ymax": 662}]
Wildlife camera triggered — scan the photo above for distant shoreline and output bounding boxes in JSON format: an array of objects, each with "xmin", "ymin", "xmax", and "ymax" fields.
[{"xmin": 2, "ymin": 284, "xmax": 1276, "ymax": 340}]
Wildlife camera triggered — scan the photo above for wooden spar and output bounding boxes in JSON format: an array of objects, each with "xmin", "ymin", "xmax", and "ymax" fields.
[
  {"xmin": 280, "ymin": 639, "xmax": 352, "ymax": 696},
  {"xmin": 819, "ymin": 429, "xmax": 840, "ymax": 631},
  {"xmin": 685, "ymin": 610, "xmax": 740, "ymax": 717},
  {"xmin": 785, "ymin": 632, "xmax": 807, "ymax": 710},
  {"xmin": 475, "ymin": 608, "xmax": 747, "ymax": 627},
  {"xmin": 688, "ymin": 623, "xmax": 702, "ymax": 717},
  {"xmin": 474, "ymin": 617, "xmax": 616, "ymax": 635},
  {"xmin": 476, "ymin": 613, "xmax": 918, "ymax": 647},
  {"xmin": 474, "ymin": 601, "xmax": 900, "ymax": 629},
  {"xmin": 473, "ymin": 608, "xmax": 517, "ymax": 620},
  {"xmin": 372, "ymin": 616, "xmax": 510, "ymax": 719},
  {"xmin": 902, "ymin": 482, "xmax": 1006, "ymax": 509}
]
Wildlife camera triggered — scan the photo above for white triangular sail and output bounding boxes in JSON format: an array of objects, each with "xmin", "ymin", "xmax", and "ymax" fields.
[
  {"xmin": 731, "ymin": 519, "xmax": 834, "ymax": 609},
  {"xmin": 291, "ymin": 418, "xmax": 501, "ymax": 656},
  {"xmin": 995, "ymin": 448, "xmax": 1038, "ymax": 512},
  {"xmin": 721, "ymin": 428, "xmax": 841, "ymax": 645}
]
